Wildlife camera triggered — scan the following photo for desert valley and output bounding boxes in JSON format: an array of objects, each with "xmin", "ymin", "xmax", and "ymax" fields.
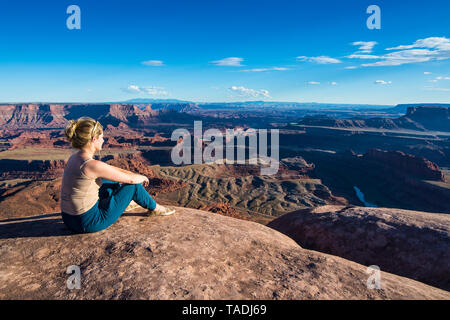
[{"xmin": 0, "ymin": 102, "xmax": 449, "ymax": 299}]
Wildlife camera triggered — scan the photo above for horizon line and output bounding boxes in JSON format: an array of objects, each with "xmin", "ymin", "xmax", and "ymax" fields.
[
  {"xmin": 0, "ymin": 100, "xmax": 449, "ymax": 107},
  {"xmin": 0, "ymin": 100, "xmax": 410, "ymax": 107}
]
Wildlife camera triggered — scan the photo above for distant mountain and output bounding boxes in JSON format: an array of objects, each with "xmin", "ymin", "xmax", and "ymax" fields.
[
  {"xmin": 198, "ymin": 101, "xmax": 392, "ymax": 110},
  {"xmin": 297, "ymin": 105, "xmax": 450, "ymax": 132},
  {"xmin": 0, "ymin": 100, "xmax": 396, "ymax": 111},
  {"xmin": 120, "ymin": 98, "xmax": 195, "ymax": 104},
  {"xmin": 145, "ymin": 103, "xmax": 200, "ymax": 113},
  {"xmin": 378, "ymin": 103, "xmax": 450, "ymax": 114}
]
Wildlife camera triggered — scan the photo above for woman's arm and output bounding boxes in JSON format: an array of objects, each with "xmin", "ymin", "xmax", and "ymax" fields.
[
  {"xmin": 115, "ymin": 166, "xmax": 135, "ymax": 175},
  {"xmin": 83, "ymin": 160, "xmax": 149, "ymax": 185}
]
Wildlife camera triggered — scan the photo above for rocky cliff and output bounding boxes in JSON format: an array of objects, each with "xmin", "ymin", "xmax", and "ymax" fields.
[
  {"xmin": 267, "ymin": 205, "xmax": 450, "ymax": 291},
  {"xmin": 0, "ymin": 159, "xmax": 67, "ymax": 179},
  {"xmin": 7, "ymin": 130, "xmax": 67, "ymax": 150},
  {"xmin": 297, "ymin": 106, "xmax": 450, "ymax": 132},
  {"xmin": 299, "ymin": 116, "xmax": 401, "ymax": 130},
  {"xmin": 0, "ymin": 104, "xmax": 67, "ymax": 129},
  {"xmin": 0, "ymin": 103, "xmax": 199, "ymax": 129},
  {"xmin": 402, "ymin": 106, "xmax": 450, "ymax": 132},
  {"xmin": 363, "ymin": 148, "xmax": 445, "ymax": 181},
  {"xmin": 0, "ymin": 206, "xmax": 449, "ymax": 299}
]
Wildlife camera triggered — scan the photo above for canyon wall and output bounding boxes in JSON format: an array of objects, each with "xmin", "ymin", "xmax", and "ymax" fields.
[
  {"xmin": 363, "ymin": 148, "xmax": 445, "ymax": 182},
  {"xmin": 0, "ymin": 103, "xmax": 199, "ymax": 129}
]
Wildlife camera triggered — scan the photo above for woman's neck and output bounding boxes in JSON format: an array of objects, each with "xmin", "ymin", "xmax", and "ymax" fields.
[{"xmin": 78, "ymin": 146, "xmax": 95, "ymax": 159}]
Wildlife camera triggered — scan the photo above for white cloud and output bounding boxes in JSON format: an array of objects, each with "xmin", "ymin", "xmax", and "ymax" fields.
[
  {"xmin": 123, "ymin": 85, "xmax": 168, "ymax": 96},
  {"xmin": 386, "ymin": 37, "xmax": 450, "ymax": 51},
  {"xmin": 307, "ymin": 81, "xmax": 320, "ymax": 85},
  {"xmin": 330, "ymin": 81, "xmax": 338, "ymax": 85},
  {"xmin": 362, "ymin": 49, "xmax": 438, "ymax": 67},
  {"xmin": 141, "ymin": 60, "xmax": 164, "ymax": 66},
  {"xmin": 353, "ymin": 37, "xmax": 450, "ymax": 67},
  {"xmin": 427, "ymin": 76, "xmax": 450, "ymax": 83},
  {"xmin": 125, "ymin": 85, "xmax": 141, "ymax": 93},
  {"xmin": 374, "ymin": 80, "xmax": 392, "ymax": 85},
  {"xmin": 240, "ymin": 67, "xmax": 289, "ymax": 72},
  {"xmin": 346, "ymin": 54, "xmax": 380, "ymax": 59},
  {"xmin": 424, "ymin": 72, "xmax": 432, "ymax": 74},
  {"xmin": 347, "ymin": 49, "xmax": 436, "ymax": 66},
  {"xmin": 297, "ymin": 56, "xmax": 342, "ymax": 64},
  {"xmin": 352, "ymin": 41, "xmax": 378, "ymax": 53},
  {"xmin": 228, "ymin": 86, "xmax": 270, "ymax": 98},
  {"xmin": 211, "ymin": 57, "xmax": 244, "ymax": 66},
  {"xmin": 297, "ymin": 38, "xmax": 450, "ymax": 69}
]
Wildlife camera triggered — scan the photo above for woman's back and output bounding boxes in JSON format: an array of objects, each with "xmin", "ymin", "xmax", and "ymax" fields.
[{"xmin": 60, "ymin": 153, "xmax": 102, "ymax": 215}]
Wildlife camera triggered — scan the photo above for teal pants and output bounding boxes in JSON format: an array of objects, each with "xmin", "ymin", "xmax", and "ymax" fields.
[{"xmin": 61, "ymin": 180, "xmax": 157, "ymax": 233}]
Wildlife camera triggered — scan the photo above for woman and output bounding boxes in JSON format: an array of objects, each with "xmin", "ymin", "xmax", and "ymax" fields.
[{"xmin": 60, "ymin": 116, "xmax": 175, "ymax": 233}]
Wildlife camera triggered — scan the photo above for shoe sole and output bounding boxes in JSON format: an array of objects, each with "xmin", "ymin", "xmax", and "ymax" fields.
[
  {"xmin": 149, "ymin": 209, "xmax": 176, "ymax": 216},
  {"xmin": 162, "ymin": 209, "xmax": 175, "ymax": 216}
]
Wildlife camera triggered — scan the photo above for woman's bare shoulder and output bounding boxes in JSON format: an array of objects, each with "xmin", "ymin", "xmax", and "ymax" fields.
[
  {"xmin": 85, "ymin": 160, "xmax": 124, "ymax": 176},
  {"xmin": 84, "ymin": 159, "xmax": 108, "ymax": 170}
]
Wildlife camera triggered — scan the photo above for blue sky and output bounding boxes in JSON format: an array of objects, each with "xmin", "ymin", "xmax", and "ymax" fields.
[{"xmin": 0, "ymin": 0, "xmax": 449, "ymax": 105}]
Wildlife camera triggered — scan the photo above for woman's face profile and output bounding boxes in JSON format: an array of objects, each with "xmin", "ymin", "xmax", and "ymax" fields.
[{"xmin": 92, "ymin": 133, "xmax": 104, "ymax": 151}]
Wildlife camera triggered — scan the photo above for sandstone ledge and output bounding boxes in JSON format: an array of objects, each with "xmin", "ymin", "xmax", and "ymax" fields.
[
  {"xmin": 267, "ymin": 205, "xmax": 450, "ymax": 291},
  {"xmin": 0, "ymin": 206, "xmax": 449, "ymax": 299}
]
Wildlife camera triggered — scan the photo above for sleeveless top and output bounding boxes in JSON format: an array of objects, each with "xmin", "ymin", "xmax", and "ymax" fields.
[{"xmin": 60, "ymin": 153, "xmax": 102, "ymax": 215}]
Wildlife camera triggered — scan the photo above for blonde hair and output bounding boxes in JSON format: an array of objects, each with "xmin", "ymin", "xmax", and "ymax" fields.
[{"xmin": 64, "ymin": 117, "xmax": 103, "ymax": 149}]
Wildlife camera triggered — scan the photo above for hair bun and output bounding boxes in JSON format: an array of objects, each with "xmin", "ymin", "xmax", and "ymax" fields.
[
  {"xmin": 63, "ymin": 117, "xmax": 103, "ymax": 149},
  {"xmin": 64, "ymin": 120, "xmax": 78, "ymax": 141}
]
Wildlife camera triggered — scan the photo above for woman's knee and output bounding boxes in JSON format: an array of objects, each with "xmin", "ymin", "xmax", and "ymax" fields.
[
  {"xmin": 124, "ymin": 183, "xmax": 146, "ymax": 196},
  {"xmin": 113, "ymin": 183, "xmax": 135, "ymax": 192},
  {"xmin": 135, "ymin": 183, "xmax": 147, "ymax": 192},
  {"xmin": 122, "ymin": 183, "xmax": 140, "ymax": 194}
]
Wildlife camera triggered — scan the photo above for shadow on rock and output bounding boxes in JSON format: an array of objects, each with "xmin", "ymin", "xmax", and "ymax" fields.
[
  {"xmin": 0, "ymin": 214, "xmax": 73, "ymax": 239},
  {"xmin": 0, "ymin": 212, "xmax": 151, "ymax": 239}
]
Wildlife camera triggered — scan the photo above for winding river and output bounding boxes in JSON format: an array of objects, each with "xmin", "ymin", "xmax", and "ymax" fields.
[{"xmin": 353, "ymin": 186, "xmax": 378, "ymax": 207}]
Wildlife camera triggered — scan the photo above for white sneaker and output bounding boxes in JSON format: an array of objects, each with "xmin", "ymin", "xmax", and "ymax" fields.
[
  {"xmin": 147, "ymin": 204, "xmax": 176, "ymax": 216},
  {"xmin": 125, "ymin": 201, "xmax": 141, "ymax": 212}
]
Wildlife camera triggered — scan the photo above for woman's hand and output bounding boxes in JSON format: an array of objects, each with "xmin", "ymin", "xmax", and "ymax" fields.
[
  {"xmin": 141, "ymin": 176, "xmax": 149, "ymax": 187},
  {"xmin": 134, "ymin": 174, "xmax": 149, "ymax": 186}
]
